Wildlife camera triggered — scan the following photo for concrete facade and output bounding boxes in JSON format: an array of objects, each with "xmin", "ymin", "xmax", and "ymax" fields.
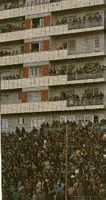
[{"xmin": 0, "ymin": 0, "xmax": 105, "ymax": 132}]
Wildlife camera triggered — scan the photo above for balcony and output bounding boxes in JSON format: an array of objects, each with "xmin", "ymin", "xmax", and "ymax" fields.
[
  {"xmin": 1, "ymin": 88, "xmax": 104, "ymax": 108},
  {"xmin": 0, "ymin": 49, "xmax": 104, "ymax": 66},
  {"xmin": 50, "ymin": 62, "xmax": 105, "ymax": 79},
  {"xmin": 1, "ymin": 68, "xmax": 105, "ymax": 90},
  {"xmin": 0, "ymin": 0, "xmax": 62, "ymax": 11},
  {"xmin": 0, "ymin": 12, "xmax": 103, "ymax": 36},
  {"xmin": 55, "ymin": 12, "xmax": 104, "ymax": 30},
  {"xmin": 0, "ymin": 0, "xmax": 104, "ymax": 20},
  {"xmin": 1, "ymin": 99, "xmax": 104, "ymax": 115},
  {"xmin": 1, "ymin": 73, "xmax": 21, "ymax": 81},
  {"xmin": 0, "ymin": 21, "xmax": 25, "ymax": 34},
  {"xmin": 68, "ymin": 13, "xmax": 104, "ymax": 30},
  {"xmin": 50, "ymin": 90, "xmax": 104, "ymax": 106},
  {"xmin": 0, "ymin": 50, "xmax": 67, "ymax": 66},
  {"xmin": 0, "ymin": 24, "xmax": 104, "ymax": 44},
  {"xmin": 0, "ymin": 34, "xmax": 104, "ymax": 66},
  {"xmin": 67, "ymin": 97, "xmax": 104, "ymax": 107}
]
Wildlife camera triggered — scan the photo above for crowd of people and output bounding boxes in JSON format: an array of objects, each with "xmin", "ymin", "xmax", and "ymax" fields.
[
  {"xmin": 49, "ymin": 63, "xmax": 104, "ymax": 80},
  {"xmin": 0, "ymin": 11, "xmax": 102, "ymax": 35},
  {"xmin": 2, "ymin": 120, "xmax": 105, "ymax": 200},
  {"xmin": 1, "ymin": 62, "xmax": 104, "ymax": 81},
  {"xmin": 56, "ymin": 12, "xmax": 102, "ymax": 29},
  {"xmin": 2, "ymin": 74, "xmax": 21, "ymax": 80},
  {"xmin": 50, "ymin": 90, "xmax": 104, "ymax": 107},
  {"xmin": 0, "ymin": 12, "xmax": 102, "ymax": 35},
  {"xmin": 0, "ymin": 48, "xmax": 22, "ymax": 57},
  {"xmin": 0, "ymin": 21, "xmax": 25, "ymax": 33}
]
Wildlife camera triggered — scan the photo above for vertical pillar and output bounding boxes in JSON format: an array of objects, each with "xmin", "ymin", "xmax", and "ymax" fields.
[
  {"xmin": 43, "ymin": 40, "xmax": 50, "ymax": 51},
  {"xmin": 41, "ymin": 90, "xmax": 48, "ymax": 101}
]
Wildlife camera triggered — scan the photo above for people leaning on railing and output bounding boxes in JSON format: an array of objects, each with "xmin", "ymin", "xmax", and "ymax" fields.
[
  {"xmin": 49, "ymin": 63, "xmax": 104, "ymax": 80},
  {"xmin": 50, "ymin": 90, "xmax": 104, "ymax": 107},
  {"xmin": 56, "ymin": 12, "xmax": 102, "ymax": 29},
  {"xmin": 0, "ymin": 0, "xmax": 62, "ymax": 11}
]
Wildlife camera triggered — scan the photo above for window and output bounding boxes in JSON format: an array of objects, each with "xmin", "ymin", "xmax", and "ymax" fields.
[
  {"xmin": 84, "ymin": 115, "xmax": 93, "ymax": 122},
  {"xmin": 68, "ymin": 40, "xmax": 76, "ymax": 54},
  {"xmin": 68, "ymin": 40, "xmax": 76, "ymax": 50},
  {"xmin": 30, "ymin": 66, "xmax": 42, "ymax": 77},
  {"xmin": 85, "ymin": 88, "xmax": 99, "ymax": 96},
  {"xmin": 63, "ymin": 42, "xmax": 68, "ymax": 49},
  {"xmin": 95, "ymin": 38, "xmax": 99, "ymax": 49},
  {"xmin": 94, "ymin": 115, "xmax": 99, "ymax": 123},
  {"xmin": 94, "ymin": 88, "xmax": 99, "ymax": 95},
  {"xmin": 18, "ymin": 93, "xmax": 21, "ymax": 102},
  {"xmin": 60, "ymin": 116, "xmax": 66, "ymax": 123},
  {"xmin": 19, "ymin": 0, "xmax": 25, "ymax": 6},
  {"xmin": 31, "ymin": 41, "xmax": 43, "ymax": 52},
  {"xmin": 1, "ymin": 119, "xmax": 8, "ymax": 131},
  {"xmin": 66, "ymin": 115, "xmax": 75, "ymax": 122},
  {"xmin": 28, "ymin": 91, "xmax": 41, "ymax": 102},
  {"xmin": 33, "ymin": 17, "xmax": 44, "ymax": 28},
  {"xmin": 60, "ymin": 115, "xmax": 75, "ymax": 123},
  {"xmin": 85, "ymin": 38, "xmax": 94, "ymax": 53},
  {"xmin": 85, "ymin": 88, "xmax": 93, "ymax": 96},
  {"xmin": 39, "ymin": 17, "xmax": 44, "ymax": 27},
  {"xmin": 31, "ymin": 117, "xmax": 45, "ymax": 129},
  {"xmin": 32, "ymin": 42, "xmax": 40, "ymax": 52},
  {"xmin": 18, "ymin": 118, "xmax": 24, "ymax": 125}
]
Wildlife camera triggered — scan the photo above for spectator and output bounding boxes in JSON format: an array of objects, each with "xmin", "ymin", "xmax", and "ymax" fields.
[{"xmin": 2, "ymin": 121, "xmax": 104, "ymax": 199}]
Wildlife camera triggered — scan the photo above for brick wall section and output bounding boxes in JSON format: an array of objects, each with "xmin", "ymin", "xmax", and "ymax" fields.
[
  {"xmin": 24, "ymin": 42, "xmax": 31, "ymax": 53},
  {"xmin": 42, "ymin": 90, "xmax": 48, "ymax": 101},
  {"xmin": 44, "ymin": 16, "xmax": 51, "ymax": 27},
  {"xmin": 23, "ymin": 66, "xmax": 29, "ymax": 78},
  {"xmin": 43, "ymin": 40, "xmax": 50, "ymax": 51},
  {"xmin": 25, "ymin": 19, "xmax": 32, "ymax": 29},
  {"xmin": 21, "ymin": 92, "xmax": 28, "ymax": 103},
  {"xmin": 42, "ymin": 64, "xmax": 49, "ymax": 76}
]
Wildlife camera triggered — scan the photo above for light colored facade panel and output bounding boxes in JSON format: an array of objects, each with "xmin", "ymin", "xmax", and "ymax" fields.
[
  {"xmin": 0, "ymin": 26, "xmax": 104, "ymax": 43},
  {"xmin": 0, "ymin": 51, "xmax": 104, "ymax": 66},
  {"xmin": 1, "ymin": 101, "xmax": 104, "ymax": 115}
]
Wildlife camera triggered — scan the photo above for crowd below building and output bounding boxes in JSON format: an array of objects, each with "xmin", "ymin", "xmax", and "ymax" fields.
[{"xmin": 2, "ymin": 120, "xmax": 105, "ymax": 200}]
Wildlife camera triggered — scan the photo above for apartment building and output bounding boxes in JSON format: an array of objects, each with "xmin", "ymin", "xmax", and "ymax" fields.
[{"xmin": 0, "ymin": 0, "xmax": 105, "ymax": 132}]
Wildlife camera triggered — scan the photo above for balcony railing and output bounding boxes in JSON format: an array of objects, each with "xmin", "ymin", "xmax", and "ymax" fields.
[
  {"xmin": 67, "ymin": 71, "xmax": 104, "ymax": 81},
  {"xmin": 1, "ymin": 69, "xmax": 104, "ymax": 82},
  {"xmin": 55, "ymin": 12, "xmax": 104, "ymax": 29},
  {"xmin": 0, "ymin": 49, "xmax": 22, "ymax": 56},
  {"xmin": 1, "ymin": 96, "xmax": 104, "ymax": 106},
  {"xmin": 49, "ymin": 63, "xmax": 105, "ymax": 78},
  {"xmin": 0, "ymin": 12, "xmax": 104, "ymax": 34},
  {"xmin": 68, "ymin": 45, "xmax": 104, "ymax": 55},
  {"xmin": 0, "ymin": 23, "xmax": 25, "ymax": 33},
  {"xmin": 67, "ymin": 197, "xmax": 104, "ymax": 200},
  {"xmin": 68, "ymin": 17, "xmax": 103, "ymax": 30},
  {"xmin": 1, "ymin": 74, "xmax": 21, "ymax": 80},
  {"xmin": 0, "ymin": 0, "xmax": 62, "ymax": 11},
  {"xmin": 67, "ymin": 97, "xmax": 104, "ymax": 107},
  {"xmin": 0, "ymin": 44, "xmax": 104, "ymax": 58}
]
